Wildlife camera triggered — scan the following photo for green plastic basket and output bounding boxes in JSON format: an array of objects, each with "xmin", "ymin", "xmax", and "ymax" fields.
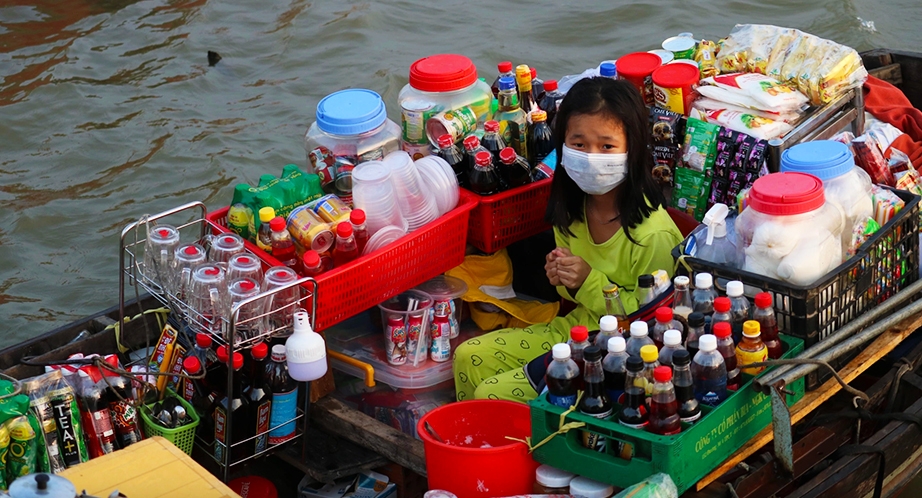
[
  {"xmin": 529, "ymin": 334, "xmax": 805, "ymax": 494},
  {"xmin": 140, "ymin": 390, "xmax": 200, "ymax": 455}
]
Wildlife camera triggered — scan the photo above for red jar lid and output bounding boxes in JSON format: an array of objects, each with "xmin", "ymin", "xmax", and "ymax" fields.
[
  {"xmin": 651, "ymin": 63, "xmax": 700, "ymax": 88},
  {"xmin": 616, "ymin": 52, "xmax": 663, "ymax": 78},
  {"xmin": 748, "ymin": 172, "xmax": 825, "ymax": 216},
  {"xmin": 409, "ymin": 54, "xmax": 479, "ymax": 93}
]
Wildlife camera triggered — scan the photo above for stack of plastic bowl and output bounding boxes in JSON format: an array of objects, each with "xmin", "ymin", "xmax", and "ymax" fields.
[
  {"xmin": 415, "ymin": 155, "xmax": 460, "ymax": 216},
  {"xmin": 382, "ymin": 151, "xmax": 439, "ymax": 231},
  {"xmin": 352, "ymin": 160, "xmax": 408, "ymax": 237}
]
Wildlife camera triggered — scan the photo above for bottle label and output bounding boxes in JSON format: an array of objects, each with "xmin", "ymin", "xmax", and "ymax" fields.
[
  {"xmin": 109, "ymin": 400, "xmax": 139, "ymax": 447},
  {"xmin": 255, "ymin": 400, "xmax": 271, "ymax": 454},
  {"xmin": 214, "ymin": 406, "xmax": 227, "ymax": 461},
  {"xmin": 580, "ymin": 409, "xmax": 613, "ymax": 452},
  {"xmin": 618, "ymin": 420, "xmax": 648, "ymax": 429},
  {"xmin": 51, "ymin": 394, "xmax": 83, "ymax": 467},
  {"xmin": 696, "ymin": 377, "xmax": 727, "ymax": 406},
  {"xmin": 182, "ymin": 377, "xmax": 195, "ymax": 403},
  {"xmin": 547, "ymin": 393, "xmax": 577, "ymax": 409},
  {"xmin": 269, "ymin": 387, "xmax": 298, "ymax": 444},
  {"xmin": 737, "ymin": 346, "xmax": 768, "ymax": 375},
  {"xmin": 429, "ymin": 320, "xmax": 451, "ymax": 362},
  {"xmin": 680, "ymin": 411, "xmax": 702, "ymax": 423}
]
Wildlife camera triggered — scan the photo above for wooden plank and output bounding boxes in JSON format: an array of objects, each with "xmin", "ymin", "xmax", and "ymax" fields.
[
  {"xmin": 696, "ymin": 318, "xmax": 922, "ymax": 491},
  {"xmin": 275, "ymin": 426, "xmax": 390, "ymax": 484},
  {"xmin": 311, "ymin": 397, "xmax": 427, "ymax": 477},
  {"xmin": 868, "ymin": 63, "xmax": 903, "ymax": 86}
]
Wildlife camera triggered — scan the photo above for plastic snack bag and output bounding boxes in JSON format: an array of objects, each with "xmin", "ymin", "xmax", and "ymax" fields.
[
  {"xmin": 702, "ymin": 73, "xmax": 809, "ymax": 112},
  {"xmin": 613, "ymin": 473, "xmax": 678, "ymax": 498},
  {"xmin": 681, "ymin": 118, "xmax": 720, "ymax": 172},
  {"xmin": 700, "ymin": 109, "xmax": 792, "ymax": 141},
  {"xmin": 5, "ymin": 416, "xmax": 37, "ymax": 483},
  {"xmin": 853, "ymin": 135, "xmax": 895, "ymax": 186}
]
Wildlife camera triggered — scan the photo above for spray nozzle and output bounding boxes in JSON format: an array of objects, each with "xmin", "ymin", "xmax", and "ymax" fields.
[{"xmin": 703, "ymin": 203, "xmax": 729, "ymax": 246}]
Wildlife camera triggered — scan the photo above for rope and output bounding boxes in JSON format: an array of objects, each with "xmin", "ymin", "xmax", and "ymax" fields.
[{"xmin": 506, "ymin": 391, "xmax": 586, "ymax": 453}]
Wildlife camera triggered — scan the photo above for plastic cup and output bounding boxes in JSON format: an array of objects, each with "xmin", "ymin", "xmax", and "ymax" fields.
[
  {"xmin": 143, "ymin": 224, "xmax": 180, "ymax": 285},
  {"xmin": 186, "ymin": 263, "xmax": 228, "ymax": 337},
  {"xmin": 227, "ymin": 277, "xmax": 264, "ymax": 343},
  {"xmin": 208, "ymin": 233, "xmax": 246, "ymax": 264},
  {"xmin": 227, "ymin": 252, "xmax": 264, "ymax": 283}
]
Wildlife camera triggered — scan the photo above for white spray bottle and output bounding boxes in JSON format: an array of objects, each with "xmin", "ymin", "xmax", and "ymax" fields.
[
  {"xmin": 285, "ymin": 311, "xmax": 328, "ymax": 382},
  {"xmin": 696, "ymin": 203, "xmax": 741, "ymax": 268}
]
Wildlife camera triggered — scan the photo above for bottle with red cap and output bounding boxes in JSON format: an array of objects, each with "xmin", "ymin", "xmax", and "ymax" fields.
[
  {"xmin": 246, "ymin": 343, "xmax": 272, "ymax": 455},
  {"xmin": 527, "ymin": 110, "xmax": 554, "ymax": 167},
  {"xmin": 711, "ymin": 297, "xmax": 733, "ymax": 335},
  {"xmin": 302, "ymin": 250, "xmax": 324, "ymax": 277},
  {"xmin": 498, "ymin": 147, "xmax": 532, "ymax": 189},
  {"xmin": 530, "ymin": 67, "xmax": 545, "ymax": 104},
  {"xmin": 481, "ymin": 120, "xmax": 507, "ymax": 164},
  {"xmin": 350, "ymin": 209, "xmax": 369, "ymax": 255},
  {"xmin": 214, "ymin": 351, "xmax": 249, "ymax": 464},
  {"xmin": 332, "ymin": 222, "xmax": 360, "ymax": 268},
  {"xmin": 568, "ymin": 325, "xmax": 591, "ymax": 367},
  {"xmin": 652, "ymin": 307, "xmax": 682, "ymax": 350},
  {"xmin": 269, "ymin": 216, "xmax": 299, "ymax": 271},
  {"xmin": 712, "ymin": 322, "xmax": 741, "ymax": 391},
  {"xmin": 181, "ymin": 356, "xmax": 216, "ymax": 445},
  {"xmin": 468, "ymin": 150, "xmax": 501, "ymax": 196},
  {"xmin": 753, "ymin": 293, "xmax": 783, "ymax": 359},
  {"xmin": 648, "ymin": 366, "xmax": 682, "ymax": 435},
  {"xmin": 539, "ymin": 79, "xmax": 565, "ymax": 128},
  {"xmin": 192, "ymin": 333, "xmax": 216, "ymax": 370},
  {"xmin": 491, "ymin": 61, "xmax": 515, "ymax": 98},
  {"xmin": 436, "ymin": 133, "xmax": 467, "ymax": 188}
]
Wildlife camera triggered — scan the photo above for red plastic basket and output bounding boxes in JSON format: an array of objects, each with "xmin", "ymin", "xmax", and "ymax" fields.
[
  {"xmin": 207, "ymin": 190, "xmax": 478, "ymax": 331},
  {"xmin": 465, "ymin": 178, "xmax": 553, "ymax": 253}
]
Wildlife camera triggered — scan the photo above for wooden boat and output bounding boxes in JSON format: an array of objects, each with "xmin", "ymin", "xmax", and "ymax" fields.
[{"xmin": 4, "ymin": 48, "xmax": 922, "ymax": 498}]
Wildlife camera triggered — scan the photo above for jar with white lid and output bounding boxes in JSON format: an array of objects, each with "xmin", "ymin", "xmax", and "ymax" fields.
[
  {"xmin": 569, "ymin": 476, "xmax": 614, "ymax": 498},
  {"xmin": 398, "ymin": 54, "xmax": 493, "ymax": 159},
  {"xmin": 736, "ymin": 172, "xmax": 846, "ymax": 286},
  {"xmin": 533, "ymin": 464, "xmax": 576, "ymax": 494}
]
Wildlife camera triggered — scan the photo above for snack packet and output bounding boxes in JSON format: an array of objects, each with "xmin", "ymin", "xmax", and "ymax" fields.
[
  {"xmin": 650, "ymin": 107, "xmax": 685, "ymax": 187},
  {"xmin": 853, "ymin": 135, "xmax": 895, "ymax": 186},
  {"xmin": 701, "ymin": 73, "xmax": 809, "ymax": 112},
  {"xmin": 695, "ymin": 40, "xmax": 720, "ymax": 79},
  {"xmin": 871, "ymin": 186, "xmax": 904, "ymax": 225},
  {"xmin": 682, "ymin": 118, "xmax": 720, "ymax": 172},
  {"xmin": 5, "ymin": 416, "xmax": 37, "ymax": 483},
  {"xmin": 700, "ymin": 109, "xmax": 792, "ymax": 141},
  {"xmin": 847, "ymin": 218, "xmax": 881, "ymax": 258}
]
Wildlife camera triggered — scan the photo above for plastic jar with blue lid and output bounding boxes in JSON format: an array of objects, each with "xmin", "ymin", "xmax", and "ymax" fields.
[{"xmin": 780, "ymin": 140, "xmax": 873, "ymax": 255}]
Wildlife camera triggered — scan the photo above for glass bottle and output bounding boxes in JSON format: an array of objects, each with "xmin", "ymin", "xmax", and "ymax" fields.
[
  {"xmin": 578, "ymin": 346, "xmax": 613, "ymax": 452},
  {"xmin": 658, "ymin": 329, "xmax": 686, "ymax": 367},
  {"xmin": 594, "ymin": 315, "xmax": 620, "ymax": 349},
  {"xmin": 539, "ymin": 79, "xmax": 565, "ymax": 127},
  {"xmin": 530, "ymin": 67, "xmax": 546, "ymax": 104},
  {"xmin": 713, "ymin": 322, "xmax": 741, "ymax": 391},
  {"xmin": 671, "ymin": 349, "xmax": 701, "ymax": 424},
  {"xmin": 332, "ymin": 222, "xmax": 359, "ymax": 268},
  {"xmin": 481, "ymin": 120, "xmax": 507, "ymax": 164},
  {"xmin": 193, "ymin": 333, "xmax": 215, "ymax": 370},
  {"xmin": 214, "ymin": 352, "xmax": 249, "ymax": 464},
  {"xmin": 468, "ymin": 150, "xmax": 501, "ymax": 196},
  {"xmin": 245, "ymin": 343, "xmax": 271, "ymax": 455},
  {"xmin": 647, "ymin": 366, "xmax": 681, "ymax": 435},
  {"xmin": 671, "ymin": 276, "xmax": 694, "ymax": 320},
  {"xmin": 437, "ymin": 133, "xmax": 467, "ymax": 188},
  {"xmin": 638, "ymin": 274, "xmax": 656, "ymax": 307},
  {"xmin": 652, "ymin": 307, "xmax": 682, "ymax": 350},
  {"xmin": 257, "ymin": 207, "xmax": 275, "ymax": 254},
  {"xmin": 492, "ymin": 76, "xmax": 528, "ymax": 157},
  {"xmin": 546, "ymin": 343, "xmax": 580, "ymax": 409},
  {"xmin": 266, "ymin": 345, "xmax": 298, "ymax": 445},
  {"xmin": 301, "ymin": 250, "xmax": 323, "ymax": 277},
  {"xmin": 602, "ymin": 284, "xmax": 629, "ymax": 324},
  {"xmin": 639, "ymin": 345, "xmax": 659, "ymax": 398},
  {"xmin": 515, "ymin": 64, "xmax": 539, "ymax": 116},
  {"xmin": 491, "ymin": 61, "xmax": 514, "ymax": 98},
  {"xmin": 625, "ymin": 321, "xmax": 654, "ymax": 360},
  {"xmin": 602, "ymin": 336, "xmax": 629, "ymax": 404},
  {"xmin": 753, "ymin": 292, "xmax": 783, "ymax": 359},
  {"xmin": 498, "ymin": 147, "xmax": 532, "ymax": 188},
  {"xmin": 712, "ymin": 297, "xmax": 733, "ymax": 335},
  {"xmin": 618, "ymin": 357, "xmax": 649, "ymax": 429},
  {"xmin": 737, "ymin": 321, "xmax": 768, "ymax": 375},
  {"xmin": 692, "ymin": 273, "xmax": 718, "ymax": 316},
  {"xmin": 692, "ymin": 334, "xmax": 728, "ymax": 407},
  {"xmin": 528, "ymin": 110, "xmax": 555, "ymax": 167},
  {"xmin": 685, "ymin": 312, "xmax": 706, "ymax": 359},
  {"xmin": 269, "ymin": 217, "xmax": 299, "ymax": 271},
  {"xmin": 350, "ymin": 209, "xmax": 369, "ymax": 255},
  {"xmin": 726, "ymin": 280, "xmax": 751, "ymax": 343}
]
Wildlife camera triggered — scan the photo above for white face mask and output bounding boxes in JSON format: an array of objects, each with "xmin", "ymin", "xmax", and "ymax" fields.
[{"xmin": 561, "ymin": 145, "xmax": 628, "ymax": 195}]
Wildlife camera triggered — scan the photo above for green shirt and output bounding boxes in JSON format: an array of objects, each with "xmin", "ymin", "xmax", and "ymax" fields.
[{"xmin": 554, "ymin": 205, "xmax": 684, "ymax": 327}]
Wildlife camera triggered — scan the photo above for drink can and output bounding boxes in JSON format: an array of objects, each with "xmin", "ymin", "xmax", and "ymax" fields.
[
  {"xmin": 384, "ymin": 315, "xmax": 408, "ymax": 366},
  {"xmin": 406, "ymin": 314, "xmax": 428, "ymax": 366},
  {"xmin": 425, "ymin": 106, "xmax": 478, "ymax": 147},
  {"xmin": 287, "ymin": 206, "xmax": 334, "ymax": 253},
  {"xmin": 662, "ymin": 36, "xmax": 697, "ymax": 60},
  {"xmin": 402, "ymin": 141, "xmax": 432, "ymax": 161},
  {"xmin": 310, "ymin": 194, "xmax": 352, "ymax": 225},
  {"xmin": 430, "ymin": 316, "xmax": 451, "ymax": 362},
  {"xmin": 308, "ymin": 146, "xmax": 337, "ymax": 192},
  {"xmin": 334, "ymin": 158, "xmax": 354, "ymax": 196},
  {"xmin": 401, "ymin": 99, "xmax": 438, "ymax": 145}
]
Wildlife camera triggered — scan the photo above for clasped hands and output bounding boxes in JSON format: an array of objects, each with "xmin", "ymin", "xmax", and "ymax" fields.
[{"xmin": 545, "ymin": 247, "xmax": 591, "ymax": 291}]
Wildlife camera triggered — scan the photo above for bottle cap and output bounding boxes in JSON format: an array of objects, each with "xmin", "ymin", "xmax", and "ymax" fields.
[
  {"xmin": 182, "ymin": 356, "xmax": 201, "ymax": 374},
  {"xmin": 640, "ymin": 344, "xmax": 658, "ymax": 363},
  {"xmin": 695, "ymin": 273, "xmax": 713, "ymax": 290},
  {"xmin": 498, "ymin": 76, "xmax": 516, "ymax": 91},
  {"xmin": 386, "ymin": 315, "xmax": 405, "ymax": 326},
  {"xmin": 638, "ymin": 274, "xmax": 654, "ymax": 287},
  {"xmin": 498, "ymin": 61, "xmax": 513, "ymax": 73},
  {"xmin": 535, "ymin": 464, "xmax": 575, "ymax": 488},
  {"xmin": 515, "ymin": 64, "xmax": 531, "ymax": 83},
  {"xmin": 474, "ymin": 150, "xmax": 492, "ymax": 167},
  {"xmin": 688, "ymin": 312, "xmax": 705, "ymax": 327},
  {"xmin": 672, "ymin": 348, "xmax": 691, "ymax": 366},
  {"xmin": 654, "ymin": 365, "xmax": 672, "ymax": 382},
  {"xmin": 350, "ymin": 209, "xmax": 366, "ymax": 225},
  {"xmin": 630, "ymin": 321, "xmax": 648, "ymax": 338},
  {"xmin": 437, "ymin": 134, "xmax": 454, "ymax": 149},
  {"xmin": 713, "ymin": 321, "xmax": 731, "ymax": 339},
  {"xmin": 259, "ymin": 207, "xmax": 276, "ymax": 223},
  {"xmin": 714, "ymin": 296, "xmax": 731, "ymax": 313},
  {"xmin": 544, "ymin": 79, "xmax": 558, "ymax": 92},
  {"xmin": 626, "ymin": 356, "xmax": 644, "ymax": 372},
  {"xmin": 664, "ymin": 329, "xmax": 682, "ymax": 346},
  {"xmin": 570, "ymin": 325, "xmax": 589, "ymax": 342},
  {"xmin": 303, "ymin": 250, "xmax": 321, "ymax": 268},
  {"xmin": 674, "ymin": 275, "xmax": 690, "ymax": 287},
  {"xmin": 530, "ymin": 67, "xmax": 537, "ymax": 79},
  {"xmin": 337, "ymin": 222, "xmax": 353, "ymax": 238},
  {"xmin": 600, "ymin": 62, "xmax": 616, "ymax": 77},
  {"xmin": 463, "ymin": 135, "xmax": 481, "ymax": 151},
  {"xmin": 499, "ymin": 147, "xmax": 517, "ymax": 164},
  {"xmin": 755, "ymin": 292, "xmax": 773, "ymax": 309},
  {"xmin": 599, "ymin": 315, "xmax": 618, "ymax": 333},
  {"xmin": 531, "ymin": 110, "xmax": 548, "ymax": 122},
  {"xmin": 216, "ymin": 345, "xmax": 229, "ymax": 363},
  {"xmin": 583, "ymin": 345, "xmax": 602, "ymax": 362},
  {"xmin": 698, "ymin": 334, "xmax": 717, "ymax": 352},
  {"xmin": 252, "ymin": 342, "xmax": 269, "ymax": 360},
  {"xmin": 743, "ymin": 320, "xmax": 761, "ymax": 338},
  {"xmin": 726, "ymin": 280, "xmax": 744, "ymax": 297},
  {"xmin": 232, "ymin": 352, "xmax": 244, "ymax": 370},
  {"xmin": 608, "ymin": 336, "xmax": 626, "ymax": 353},
  {"xmin": 484, "ymin": 120, "xmax": 500, "ymax": 133},
  {"xmin": 271, "ymin": 344, "xmax": 287, "ymax": 362},
  {"xmin": 552, "ymin": 343, "xmax": 571, "ymax": 360},
  {"xmin": 655, "ymin": 307, "xmax": 673, "ymax": 323},
  {"xmin": 195, "ymin": 333, "xmax": 212, "ymax": 348},
  {"xmin": 269, "ymin": 216, "xmax": 286, "ymax": 232}
]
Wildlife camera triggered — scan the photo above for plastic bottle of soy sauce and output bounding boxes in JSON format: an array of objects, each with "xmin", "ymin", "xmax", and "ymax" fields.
[
  {"xmin": 546, "ymin": 344, "xmax": 580, "ymax": 409},
  {"xmin": 753, "ymin": 292, "xmax": 783, "ymax": 359}
]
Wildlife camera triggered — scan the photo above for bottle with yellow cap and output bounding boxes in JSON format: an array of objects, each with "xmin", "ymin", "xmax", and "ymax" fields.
[
  {"xmin": 736, "ymin": 321, "xmax": 768, "ymax": 375},
  {"xmin": 257, "ymin": 207, "xmax": 276, "ymax": 254},
  {"xmin": 639, "ymin": 344, "xmax": 660, "ymax": 397},
  {"xmin": 515, "ymin": 64, "xmax": 539, "ymax": 115}
]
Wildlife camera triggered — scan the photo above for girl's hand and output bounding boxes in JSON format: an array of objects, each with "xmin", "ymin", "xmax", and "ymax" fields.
[
  {"xmin": 556, "ymin": 250, "xmax": 592, "ymax": 290},
  {"xmin": 545, "ymin": 251, "xmax": 561, "ymax": 287}
]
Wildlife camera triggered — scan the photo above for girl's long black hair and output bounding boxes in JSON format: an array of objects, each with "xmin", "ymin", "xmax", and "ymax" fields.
[{"xmin": 544, "ymin": 77, "xmax": 665, "ymax": 244}]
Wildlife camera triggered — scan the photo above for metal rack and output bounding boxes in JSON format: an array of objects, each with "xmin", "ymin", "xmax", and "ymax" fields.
[{"xmin": 118, "ymin": 201, "xmax": 318, "ymax": 482}]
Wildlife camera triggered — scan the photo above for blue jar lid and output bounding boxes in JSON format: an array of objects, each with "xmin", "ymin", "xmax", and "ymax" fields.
[
  {"xmin": 498, "ymin": 76, "xmax": 516, "ymax": 91},
  {"xmin": 600, "ymin": 62, "xmax": 616, "ymax": 77},
  {"xmin": 780, "ymin": 140, "xmax": 855, "ymax": 181},
  {"xmin": 316, "ymin": 89, "xmax": 388, "ymax": 135}
]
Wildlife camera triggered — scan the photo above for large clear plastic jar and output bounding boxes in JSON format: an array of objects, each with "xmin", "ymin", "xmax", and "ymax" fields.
[
  {"xmin": 398, "ymin": 54, "xmax": 493, "ymax": 159},
  {"xmin": 736, "ymin": 172, "xmax": 845, "ymax": 286},
  {"xmin": 780, "ymin": 140, "xmax": 873, "ymax": 256}
]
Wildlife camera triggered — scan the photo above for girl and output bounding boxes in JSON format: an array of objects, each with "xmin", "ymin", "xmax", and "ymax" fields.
[{"xmin": 453, "ymin": 77, "xmax": 683, "ymax": 402}]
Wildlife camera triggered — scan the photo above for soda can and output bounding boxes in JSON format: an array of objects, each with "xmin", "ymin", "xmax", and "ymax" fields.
[
  {"xmin": 287, "ymin": 206, "xmax": 334, "ymax": 253},
  {"xmin": 308, "ymin": 146, "xmax": 337, "ymax": 192},
  {"xmin": 425, "ymin": 106, "xmax": 478, "ymax": 147},
  {"xmin": 401, "ymin": 99, "xmax": 438, "ymax": 145},
  {"xmin": 406, "ymin": 314, "xmax": 428, "ymax": 366},
  {"xmin": 334, "ymin": 158, "xmax": 354, "ymax": 196},
  {"xmin": 430, "ymin": 314, "xmax": 451, "ymax": 362},
  {"xmin": 311, "ymin": 194, "xmax": 352, "ymax": 225},
  {"xmin": 384, "ymin": 315, "xmax": 408, "ymax": 366}
]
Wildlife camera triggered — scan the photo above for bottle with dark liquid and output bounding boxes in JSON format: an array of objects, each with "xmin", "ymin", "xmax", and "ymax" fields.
[
  {"xmin": 270, "ymin": 217, "xmax": 299, "ymax": 272},
  {"xmin": 671, "ymin": 349, "xmax": 701, "ymax": 424},
  {"xmin": 515, "ymin": 64, "xmax": 539, "ymax": 116},
  {"xmin": 578, "ymin": 346, "xmax": 613, "ymax": 452},
  {"xmin": 492, "ymin": 77, "xmax": 527, "ymax": 157},
  {"xmin": 753, "ymin": 292, "xmax": 783, "ymax": 359},
  {"xmin": 652, "ymin": 307, "xmax": 681, "ymax": 350},
  {"xmin": 491, "ymin": 61, "xmax": 514, "ymax": 98},
  {"xmin": 712, "ymin": 297, "xmax": 733, "ymax": 336},
  {"xmin": 568, "ymin": 325, "xmax": 591, "ymax": 374},
  {"xmin": 726, "ymin": 281, "xmax": 751, "ymax": 343},
  {"xmin": 685, "ymin": 312, "xmax": 706, "ymax": 359},
  {"xmin": 625, "ymin": 321, "xmax": 654, "ymax": 360},
  {"xmin": 76, "ymin": 369, "xmax": 117, "ymax": 458},
  {"xmin": 468, "ymin": 150, "xmax": 501, "ymax": 196},
  {"xmin": 692, "ymin": 273, "xmax": 718, "ymax": 316},
  {"xmin": 713, "ymin": 322, "xmax": 741, "ymax": 391},
  {"xmin": 266, "ymin": 345, "xmax": 298, "ymax": 445},
  {"xmin": 105, "ymin": 372, "xmax": 142, "ymax": 449},
  {"xmin": 481, "ymin": 120, "xmax": 506, "ymax": 164},
  {"xmin": 463, "ymin": 135, "xmax": 494, "ymax": 184},
  {"xmin": 530, "ymin": 67, "xmax": 545, "ymax": 104},
  {"xmin": 639, "ymin": 345, "xmax": 659, "ymax": 398},
  {"xmin": 437, "ymin": 134, "xmax": 467, "ymax": 188},
  {"xmin": 737, "ymin": 321, "xmax": 768, "ymax": 376},
  {"xmin": 658, "ymin": 329, "xmax": 686, "ymax": 367},
  {"xmin": 647, "ymin": 366, "xmax": 682, "ymax": 435},
  {"xmin": 602, "ymin": 336, "xmax": 628, "ymax": 403},
  {"xmin": 332, "ymin": 222, "xmax": 360, "ymax": 268},
  {"xmin": 692, "ymin": 334, "xmax": 728, "ymax": 406},
  {"xmin": 193, "ymin": 333, "xmax": 216, "ymax": 371},
  {"xmin": 594, "ymin": 315, "xmax": 620, "ymax": 350},
  {"xmin": 498, "ymin": 147, "xmax": 532, "ymax": 189},
  {"xmin": 528, "ymin": 110, "xmax": 555, "ymax": 167},
  {"xmin": 214, "ymin": 352, "xmax": 249, "ymax": 464},
  {"xmin": 245, "ymin": 343, "xmax": 272, "ymax": 455},
  {"xmin": 546, "ymin": 343, "xmax": 580, "ymax": 409},
  {"xmin": 350, "ymin": 209, "xmax": 369, "ymax": 255},
  {"xmin": 257, "ymin": 207, "xmax": 275, "ymax": 255},
  {"xmin": 618, "ymin": 357, "xmax": 648, "ymax": 429},
  {"xmin": 539, "ymin": 79, "xmax": 565, "ymax": 127}
]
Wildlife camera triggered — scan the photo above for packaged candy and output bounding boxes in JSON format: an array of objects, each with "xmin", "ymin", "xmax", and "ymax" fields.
[
  {"xmin": 871, "ymin": 186, "xmax": 904, "ymax": 225},
  {"xmin": 847, "ymin": 218, "xmax": 881, "ymax": 258},
  {"xmin": 682, "ymin": 118, "xmax": 720, "ymax": 172},
  {"xmin": 853, "ymin": 135, "xmax": 895, "ymax": 187},
  {"xmin": 695, "ymin": 40, "xmax": 720, "ymax": 79}
]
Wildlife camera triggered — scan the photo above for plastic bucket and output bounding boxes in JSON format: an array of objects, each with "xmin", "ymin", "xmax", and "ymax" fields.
[
  {"xmin": 616, "ymin": 52, "xmax": 663, "ymax": 105},
  {"xmin": 652, "ymin": 63, "xmax": 700, "ymax": 115},
  {"xmin": 417, "ymin": 400, "xmax": 538, "ymax": 496}
]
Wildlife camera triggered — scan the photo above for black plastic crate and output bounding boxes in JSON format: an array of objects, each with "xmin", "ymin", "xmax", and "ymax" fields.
[{"xmin": 675, "ymin": 188, "xmax": 920, "ymax": 389}]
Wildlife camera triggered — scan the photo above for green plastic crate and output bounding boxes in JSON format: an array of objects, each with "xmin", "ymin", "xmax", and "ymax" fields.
[{"xmin": 529, "ymin": 335, "xmax": 804, "ymax": 494}]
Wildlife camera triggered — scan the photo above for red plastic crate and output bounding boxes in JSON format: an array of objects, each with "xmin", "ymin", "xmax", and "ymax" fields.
[
  {"xmin": 207, "ymin": 190, "xmax": 478, "ymax": 331},
  {"xmin": 465, "ymin": 178, "xmax": 553, "ymax": 253}
]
